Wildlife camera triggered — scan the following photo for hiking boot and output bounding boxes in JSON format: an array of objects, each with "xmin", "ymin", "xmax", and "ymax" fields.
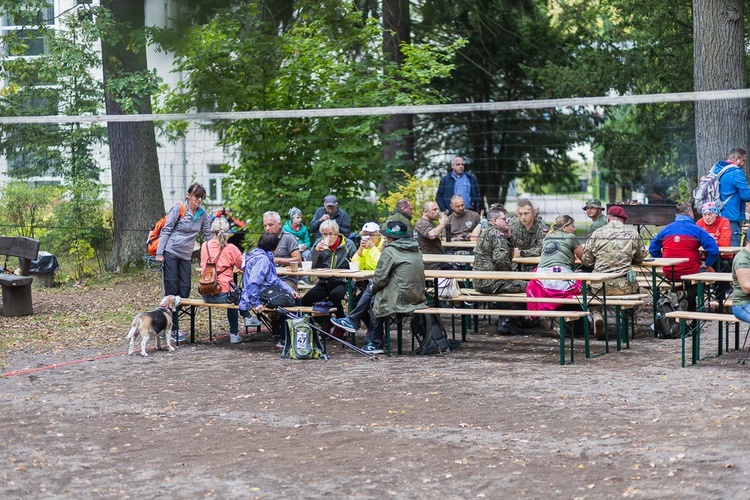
[
  {"xmin": 230, "ymin": 334, "xmax": 245, "ymax": 344},
  {"xmin": 331, "ymin": 316, "xmax": 357, "ymax": 333},
  {"xmin": 363, "ymin": 343, "xmax": 384, "ymax": 354},
  {"xmin": 521, "ymin": 317, "xmax": 540, "ymax": 329},
  {"xmin": 244, "ymin": 316, "xmax": 261, "ymax": 328},
  {"xmin": 540, "ymin": 317, "xmax": 553, "ymax": 331},
  {"xmin": 171, "ymin": 330, "xmax": 186, "ymax": 343},
  {"xmin": 593, "ymin": 312, "xmax": 605, "ymax": 340},
  {"xmin": 496, "ymin": 317, "xmax": 522, "ymax": 336}
]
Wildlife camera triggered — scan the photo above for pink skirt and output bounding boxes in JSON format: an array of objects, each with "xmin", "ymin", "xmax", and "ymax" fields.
[{"xmin": 526, "ymin": 267, "xmax": 582, "ymax": 313}]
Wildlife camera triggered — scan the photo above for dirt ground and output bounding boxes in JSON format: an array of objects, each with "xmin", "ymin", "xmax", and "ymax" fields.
[{"xmin": 2, "ymin": 273, "xmax": 750, "ymax": 498}]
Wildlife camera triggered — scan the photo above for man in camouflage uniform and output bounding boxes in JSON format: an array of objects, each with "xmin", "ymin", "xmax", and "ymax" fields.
[
  {"xmin": 583, "ymin": 198, "xmax": 606, "ymax": 237},
  {"xmin": 582, "ymin": 205, "xmax": 647, "ymax": 339},
  {"xmin": 509, "ymin": 198, "xmax": 547, "ymax": 272},
  {"xmin": 474, "ymin": 207, "xmax": 528, "ymax": 335}
]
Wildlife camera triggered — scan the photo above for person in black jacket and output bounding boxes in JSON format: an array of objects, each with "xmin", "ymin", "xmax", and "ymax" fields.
[{"xmin": 436, "ymin": 157, "xmax": 481, "ymax": 213}]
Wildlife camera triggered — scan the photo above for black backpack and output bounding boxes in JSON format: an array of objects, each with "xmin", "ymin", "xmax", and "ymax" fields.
[
  {"xmin": 410, "ymin": 313, "xmax": 461, "ymax": 355},
  {"xmin": 655, "ymin": 291, "xmax": 687, "ymax": 339}
]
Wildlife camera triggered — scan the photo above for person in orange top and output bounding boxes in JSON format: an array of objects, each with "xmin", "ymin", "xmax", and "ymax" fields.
[
  {"xmin": 200, "ymin": 217, "xmax": 245, "ymax": 344},
  {"xmin": 697, "ymin": 202, "xmax": 732, "ymax": 263}
]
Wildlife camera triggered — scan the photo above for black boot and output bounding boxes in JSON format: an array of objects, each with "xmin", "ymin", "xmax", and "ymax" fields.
[{"xmin": 496, "ymin": 317, "xmax": 522, "ymax": 336}]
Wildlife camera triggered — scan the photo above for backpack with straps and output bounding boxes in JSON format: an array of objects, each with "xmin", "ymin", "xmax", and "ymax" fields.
[
  {"xmin": 198, "ymin": 244, "xmax": 225, "ymax": 296},
  {"xmin": 692, "ymin": 164, "xmax": 739, "ymax": 212},
  {"xmin": 282, "ymin": 314, "xmax": 327, "ymax": 360},
  {"xmin": 146, "ymin": 203, "xmax": 186, "ymax": 256}
]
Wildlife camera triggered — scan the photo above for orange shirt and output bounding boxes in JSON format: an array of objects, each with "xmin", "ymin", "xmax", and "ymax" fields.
[
  {"xmin": 200, "ymin": 240, "xmax": 244, "ymax": 293},
  {"xmin": 697, "ymin": 216, "xmax": 732, "ymax": 258}
]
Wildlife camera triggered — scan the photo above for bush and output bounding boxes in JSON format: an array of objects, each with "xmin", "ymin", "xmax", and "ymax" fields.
[{"xmin": 0, "ymin": 181, "xmax": 61, "ymax": 238}]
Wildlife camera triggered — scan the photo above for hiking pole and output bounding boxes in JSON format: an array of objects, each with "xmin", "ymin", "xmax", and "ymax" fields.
[
  {"xmin": 275, "ymin": 306, "xmax": 379, "ymax": 360},
  {"xmin": 738, "ymin": 324, "xmax": 750, "ymax": 364}
]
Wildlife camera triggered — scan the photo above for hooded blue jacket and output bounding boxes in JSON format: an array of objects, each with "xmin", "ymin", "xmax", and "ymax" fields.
[{"xmin": 712, "ymin": 160, "xmax": 750, "ymax": 222}]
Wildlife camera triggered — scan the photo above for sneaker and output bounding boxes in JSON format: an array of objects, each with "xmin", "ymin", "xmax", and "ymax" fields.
[
  {"xmin": 331, "ymin": 317, "xmax": 357, "ymax": 333},
  {"xmin": 244, "ymin": 316, "xmax": 262, "ymax": 328},
  {"xmin": 362, "ymin": 344, "xmax": 384, "ymax": 354},
  {"xmin": 230, "ymin": 334, "xmax": 244, "ymax": 344},
  {"xmin": 171, "ymin": 330, "xmax": 186, "ymax": 342},
  {"xmin": 275, "ymin": 341, "xmax": 285, "ymax": 350}
]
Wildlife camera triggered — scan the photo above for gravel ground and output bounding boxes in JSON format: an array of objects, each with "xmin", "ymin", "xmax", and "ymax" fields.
[{"xmin": 2, "ymin": 272, "xmax": 750, "ymax": 498}]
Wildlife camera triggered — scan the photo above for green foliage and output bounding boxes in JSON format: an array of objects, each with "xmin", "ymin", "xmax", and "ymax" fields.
[
  {"xmin": 42, "ymin": 179, "xmax": 111, "ymax": 279},
  {"xmin": 0, "ymin": 181, "xmax": 61, "ymax": 238},
  {"xmin": 157, "ymin": 0, "xmax": 458, "ymax": 230},
  {"xmin": 537, "ymin": 0, "xmax": 697, "ymax": 196},
  {"xmin": 0, "ymin": 6, "xmax": 106, "ymax": 180},
  {"xmin": 413, "ymin": 0, "xmax": 587, "ymax": 204},
  {"xmin": 376, "ymin": 171, "xmax": 439, "ymax": 216}
]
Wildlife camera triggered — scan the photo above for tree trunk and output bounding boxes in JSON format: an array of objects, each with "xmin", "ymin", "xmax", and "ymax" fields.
[
  {"xmin": 693, "ymin": 0, "xmax": 748, "ymax": 174},
  {"xmin": 381, "ymin": 0, "xmax": 414, "ymax": 167},
  {"xmin": 101, "ymin": 0, "xmax": 164, "ymax": 272}
]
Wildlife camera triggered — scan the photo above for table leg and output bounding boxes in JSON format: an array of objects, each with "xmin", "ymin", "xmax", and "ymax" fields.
[{"xmin": 583, "ymin": 284, "xmax": 591, "ymax": 358}]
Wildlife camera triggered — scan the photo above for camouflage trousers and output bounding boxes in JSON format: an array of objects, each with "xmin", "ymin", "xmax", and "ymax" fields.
[
  {"xmin": 589, "ymin": 276, "xmax": 639, "ymax": 297},
  {"xmin": 475, "ymin": 279, "xmax": 527, "ymax": 295}
]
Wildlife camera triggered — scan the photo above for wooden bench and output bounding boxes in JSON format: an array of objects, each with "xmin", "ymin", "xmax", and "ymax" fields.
[
  {"xmin": 665, "ymin": 310, "xmax": 744, "ymax": 367},
  {"xmin": 413, "ymin": 308, "xmax": 590, "ymax": 365},
  {"xmin": 0, "ymin": 236, "xmax": 41, "ymax": 317},
  {"xmin": 178, "ymin": 298, "xmax": 335, "ymax": 343},
  {"xmin": 445, "ymin": 293, "xmax": 645, "ymax": 350}
]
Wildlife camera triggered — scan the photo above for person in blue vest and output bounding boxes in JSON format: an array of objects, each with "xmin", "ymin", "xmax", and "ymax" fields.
[
  {"xmin": 713, "ymin": 148, "xmax": 750, "ymax": 246},
  {"xmin": 436, "ymin": 157, "xmax": 481, "ymax": 213}
]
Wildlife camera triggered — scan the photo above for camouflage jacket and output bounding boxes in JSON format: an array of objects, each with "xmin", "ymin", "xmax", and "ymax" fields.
[
  {"xmin": 474, "ymin": 225, "xmax": 514, "ymax": 272},
  {"xmin": 581, "ymin": 220, "xmax": 647, "ymax": 275},
  {"xmin": 508, "ymin": 217, "xmax": 546, "ymax": 257}
]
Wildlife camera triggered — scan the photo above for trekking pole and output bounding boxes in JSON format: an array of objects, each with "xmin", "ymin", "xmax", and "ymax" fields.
[
  {"xmin": 275, "ymin": 306, "xmax": 379, "ymax": 360},
  {"xmin": 738, "ymin": 324, "xmax": 750, "ymax": 364}
]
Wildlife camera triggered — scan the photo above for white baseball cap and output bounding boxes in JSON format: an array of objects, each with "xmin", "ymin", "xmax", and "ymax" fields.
[{"xmin": 361, "ymin": 222, "xmax": 380, "ymax": 233}]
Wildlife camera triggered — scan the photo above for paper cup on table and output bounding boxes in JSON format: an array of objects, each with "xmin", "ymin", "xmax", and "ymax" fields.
[
  {"xmin": 290, "ymin": 261, "xmax": 299, "ymax": 272},
  {"xmin": 301, "ymin": 261, "xmax": 313, "ymax": 271},
  {"xmin": 348, "ymin": 261, "xmax": 360, "ymax": 271}
]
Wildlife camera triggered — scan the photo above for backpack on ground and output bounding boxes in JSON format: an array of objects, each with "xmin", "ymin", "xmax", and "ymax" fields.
[
  {"xmin": 655, "ymin": 291, "xmax": 687, "ymax": 339},
  {"xmin": 198, "ymin": 245, "xmax": 225, "ymax": 296},
  {"xmin": 146, "ymin": 203, "xmax": 186, "ymax": 256},
  {"xmin": 410, "ymin": 313, "xmax": 461, "ymax": 355},
  {"xmin": 692, "ymin": 164, "xmax": 739, "ymax": 211},
  {"xmin": 282, "ymin": 314, "xmax": 326, "ymax": 360}
]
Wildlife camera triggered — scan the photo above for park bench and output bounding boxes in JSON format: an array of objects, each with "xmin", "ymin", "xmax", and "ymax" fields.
[
  {"xmin": 665, "ymin": 310, "xmax": 744, "ymax": 367},
  {"xmin": 412, "ymin": 307, "xmax": 590, "ymax": 365},
  {"xmin": 178, "ymin": 298, "xmax": 335, "ymax": 344},
  {"xmin": 0, "ymin": 236, "xmax": 41, "ymax": 317}
]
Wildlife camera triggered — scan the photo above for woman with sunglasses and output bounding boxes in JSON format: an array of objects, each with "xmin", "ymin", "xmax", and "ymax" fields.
[{"xmin": 155, "ymin": 183, "xmax": 214, "ymax": 342}]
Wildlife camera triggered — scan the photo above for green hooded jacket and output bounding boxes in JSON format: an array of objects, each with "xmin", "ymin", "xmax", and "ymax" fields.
[{"xmin": 372, "ymin": 237, "xmax": 427, "ymax": 318}]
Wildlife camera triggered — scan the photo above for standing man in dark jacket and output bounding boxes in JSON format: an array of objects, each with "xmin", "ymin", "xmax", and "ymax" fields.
[
  {"xmin": 309, "ymin": 195, "xmax": 352, "ymax": 240},
  {"xmin": 436, "ymin": 157, "xmax": 481, "ymax": 213},
  {"xmin": 365, "ymin": 220, "xmax": 428, "ymax": 354}
]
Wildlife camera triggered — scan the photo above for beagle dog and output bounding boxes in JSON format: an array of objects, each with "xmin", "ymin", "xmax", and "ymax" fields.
[{"xmin": 127, "ymin": 295, "xmax": 181, "ymax": 357}]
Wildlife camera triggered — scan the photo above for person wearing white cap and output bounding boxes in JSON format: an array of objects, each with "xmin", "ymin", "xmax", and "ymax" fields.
[
  {"xmin": 331, "ymin": 222, "xmax": 382, "ymax": 343},
  {"xmin": 353, "ymin": 222, "xmax": 383, "ymax": 271},
  {"xmin": 309, "ymin": 194, "xmax": 352, "ymax": 241}
]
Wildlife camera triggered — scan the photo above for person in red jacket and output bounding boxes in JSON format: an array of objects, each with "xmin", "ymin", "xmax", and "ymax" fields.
[
  {"xmin": 696, "ymin": 202, "xmax": 732, "ymax": 267},
  {"xmin": 649, "ymin": 202, "xmax": 719, "ymax": 311}
]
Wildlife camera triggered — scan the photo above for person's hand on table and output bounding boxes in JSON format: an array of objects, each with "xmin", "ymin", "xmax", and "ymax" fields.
[
  {"xmin": 253, "ymin": 304, "xmax": 265, "ymax": 314},
  {"xmin": 513, "ymin": 248, "xmax": 521, "ymax": 258}
]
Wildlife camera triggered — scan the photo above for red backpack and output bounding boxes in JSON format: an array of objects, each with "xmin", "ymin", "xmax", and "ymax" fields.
[{"xmin": 146, "ymin": 203, "xmax": 186, "ymax": 256}]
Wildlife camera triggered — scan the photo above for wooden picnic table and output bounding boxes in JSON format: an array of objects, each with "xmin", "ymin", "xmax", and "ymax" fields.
[
  {"xmin": 440, "ymin": 240, "xmax": 477, "ymax": 249},
  {"xmin": 676, "ymin": 272, "xmax": 735, "ymax": 364},
  {"xmin": 422, "ymin": 253, "xmax": 475, "ymax": 265}
]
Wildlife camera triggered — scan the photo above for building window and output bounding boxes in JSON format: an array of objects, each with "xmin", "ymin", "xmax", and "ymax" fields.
[{"xmin": 206, "ymin": 163, "xmax": 230, "ymax": 204}]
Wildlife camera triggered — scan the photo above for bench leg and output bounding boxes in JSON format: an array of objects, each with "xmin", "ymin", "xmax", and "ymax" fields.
[{"xmin": 1, "ymin": 284, "xmax": 33, "ymax": 316}]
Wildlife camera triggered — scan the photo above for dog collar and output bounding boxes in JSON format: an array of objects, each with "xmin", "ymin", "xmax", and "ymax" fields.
[{"xmin": 158, "ymin": 305, "xmax": 171, "ymax": 311}]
